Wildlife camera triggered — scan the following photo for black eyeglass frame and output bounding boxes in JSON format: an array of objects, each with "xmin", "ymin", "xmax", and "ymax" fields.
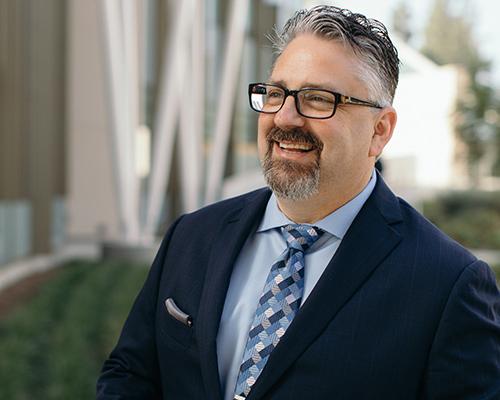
[{"xmin": 248, "ymin": 82, "xmax": 383, "ymax": 119}]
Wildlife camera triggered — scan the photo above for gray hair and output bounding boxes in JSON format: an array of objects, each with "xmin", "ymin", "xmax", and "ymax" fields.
[{"xmin": 270, "ymin": 5, "xmax": 400, "ymax": 106}]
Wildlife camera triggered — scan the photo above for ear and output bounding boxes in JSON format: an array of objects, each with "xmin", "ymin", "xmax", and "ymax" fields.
[{"xmin": 369, "ymin": 106, "xmax": 397, "ymax": 158}]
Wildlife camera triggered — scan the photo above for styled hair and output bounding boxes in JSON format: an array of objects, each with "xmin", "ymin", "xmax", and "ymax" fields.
[{"xmin": 270, "ymin": 5, "xmax": 400, "ymax": 106}]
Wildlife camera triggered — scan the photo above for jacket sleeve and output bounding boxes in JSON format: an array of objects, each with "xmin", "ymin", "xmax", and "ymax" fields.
[
  {"xmin": 96, "ymin": 216, "xmax": 183, "ymax": 399},
  {"xmin": 424, "ymin": 259, "xmax": 500, "ymax": 399}
]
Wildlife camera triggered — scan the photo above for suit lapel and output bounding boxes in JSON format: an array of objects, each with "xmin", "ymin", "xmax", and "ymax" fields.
[
  {"xmin": 196, "ymin": 189, "xmax": 271, "ymax": 400},
  {"xmin": 246, "ymin": 176, "xmax": 404, "ymax": 400}
]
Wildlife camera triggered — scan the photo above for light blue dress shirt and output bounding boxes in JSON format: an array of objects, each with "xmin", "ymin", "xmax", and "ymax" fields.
[{"xmin": 216, "ymin": 170, "xmax": 377, "ymax": 400}]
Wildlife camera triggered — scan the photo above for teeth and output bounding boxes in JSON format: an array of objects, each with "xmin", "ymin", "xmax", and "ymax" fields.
[{"xmin": 278, "ymin": 142, "xmax": 313, "ymax": 151}]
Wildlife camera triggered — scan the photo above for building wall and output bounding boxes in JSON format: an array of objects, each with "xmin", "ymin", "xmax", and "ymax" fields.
[
  {"xmin": 386, "ymin": 65, "xmax": 461, "ymax": 190},
  {"xmin": 0, "ymin": 0, "xmax": 66, "ymax": 263},
  {"xmin": 66, "ymin": 0, "xmax": 120, "ymax": 241},
  {"xmin": 65, "ymin": 0, "xmax": 285, "ymax": 239}
]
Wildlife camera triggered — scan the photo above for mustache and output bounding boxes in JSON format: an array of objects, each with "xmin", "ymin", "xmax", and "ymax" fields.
[{"xmin": 266, "ymin": 127, "xmax": 324, "ymax": 151}]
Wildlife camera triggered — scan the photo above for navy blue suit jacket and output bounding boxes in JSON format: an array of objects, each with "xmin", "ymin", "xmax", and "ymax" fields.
[{"xmin": 97, "ymin": 176, "xmax": 500, "ymax": 399}]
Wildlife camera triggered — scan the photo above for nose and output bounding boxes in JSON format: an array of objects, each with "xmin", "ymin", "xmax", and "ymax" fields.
[{"xmin": 274, "ymin": 95, "xmax": 306, "ymax": 130}]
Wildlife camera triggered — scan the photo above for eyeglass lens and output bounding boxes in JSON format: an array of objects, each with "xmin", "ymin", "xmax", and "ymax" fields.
[{"xmin": 250, "ymin": 84, "xmax": 336, "ymax": 118}]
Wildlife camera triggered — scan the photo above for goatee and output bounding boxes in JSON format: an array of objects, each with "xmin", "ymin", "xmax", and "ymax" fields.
[{"xmin": 261, "ymin": 127, "xmax": 323, "ymax": 201}]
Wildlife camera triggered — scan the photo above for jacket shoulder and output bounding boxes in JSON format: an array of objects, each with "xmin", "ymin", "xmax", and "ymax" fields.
[
  {"xmin": 162, "ymin": 188, "xmax": 271, "ymax": 243},
  {"xmin": 396, "ymin": 196, "xmax": 478, "ymax": 269},
  {"xmin": 183, "ymin": 187, "xmax": 270, "ymax": 223}
]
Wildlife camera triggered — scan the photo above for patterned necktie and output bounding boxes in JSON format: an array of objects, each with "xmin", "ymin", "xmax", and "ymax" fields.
[{"xmin": 233, "ymin": 224, "xmax": 324, "ymax": 400}]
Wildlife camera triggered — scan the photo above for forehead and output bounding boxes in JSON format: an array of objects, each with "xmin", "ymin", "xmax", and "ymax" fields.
[{"xmin": 270, "ymin": 34, "xmax": 365, "ymax": 94}]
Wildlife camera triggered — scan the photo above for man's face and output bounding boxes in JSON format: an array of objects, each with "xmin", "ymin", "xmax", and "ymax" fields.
[{"xmin": 258, "ymin": 34, "xmax": 385, "ymax": 202}]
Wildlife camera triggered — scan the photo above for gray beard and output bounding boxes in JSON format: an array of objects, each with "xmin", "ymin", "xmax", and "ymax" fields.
[{"xmin": 261, "ymin": 151, "xmax": 320, "ymax": 201}]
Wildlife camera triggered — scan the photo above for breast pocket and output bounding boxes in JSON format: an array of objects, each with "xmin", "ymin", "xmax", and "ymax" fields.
[{"xmin": 158, "ymin": 298, "xmax": 194, "ymax": 349}]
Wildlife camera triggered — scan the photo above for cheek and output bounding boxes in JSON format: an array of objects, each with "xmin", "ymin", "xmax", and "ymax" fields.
[
  {"xmin": 313, "ymin": 124, "xmax": 342, "ymax": 156},
  {"xmin": 257, "ymin": 115, "xmax": 273, "ymax": 154},
  {"xmin": 258, "ymin": 113, "xmax": 273, "ymax": 132},
  {"xmin": 316, "ymin": 125, "xmax": 356, "ymax": 163},
  {"xmin": 257, "ymin": 139, "xmax": 267, "ymax": 160}
]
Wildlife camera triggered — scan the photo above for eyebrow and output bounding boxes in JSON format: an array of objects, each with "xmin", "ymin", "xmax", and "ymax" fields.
[{"xmin": 268, "ymin": 79, "xmax": 340, "ymax": 92}]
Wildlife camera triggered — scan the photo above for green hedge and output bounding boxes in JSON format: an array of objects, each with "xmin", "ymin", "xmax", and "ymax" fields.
[
  {"xmin": 423, "ymin": 190, "xmax": 500, "ymax": 250},
  {"xmin": 0, "ymin": 260, "xmax": 148, "ymax": 400}
]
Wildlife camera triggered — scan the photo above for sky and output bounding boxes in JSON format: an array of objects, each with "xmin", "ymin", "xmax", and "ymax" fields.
[{"xmin": 304, "ymin": 0, "xmax": 500, "ymax": 87}]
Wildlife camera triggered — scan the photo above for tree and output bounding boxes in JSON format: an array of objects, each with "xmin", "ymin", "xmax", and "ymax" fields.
[
  {"xmin": 421, "ymin": 0, "xmax": 500, "ymax": 185},
  {"xmin": 421, "ymin": 0, "xmax": 479, "ymax": 66},
  {"xmin": 392, "ymin": 1, "xmax": 412, "ymax": 43}
]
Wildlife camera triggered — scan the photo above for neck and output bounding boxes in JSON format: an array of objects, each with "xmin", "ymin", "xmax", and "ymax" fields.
[{"xmin": 276, "ymin": 169, "xmax": 373, "ymax": 224}]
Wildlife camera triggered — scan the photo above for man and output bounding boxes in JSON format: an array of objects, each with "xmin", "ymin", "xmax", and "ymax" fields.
[{"xmin": 97, "ymin": 5, "xmax": 500, "ymax": 399}]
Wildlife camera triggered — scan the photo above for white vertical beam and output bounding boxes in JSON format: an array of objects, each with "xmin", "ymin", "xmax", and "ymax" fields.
[
  {"xmin": 205, "ymin": 0, "xmax": 250, "ymax": 204},
  {"xmin": 100, "ymin": 1, "xmax": 130, "ymax": 239},
  {"xmin": 178, "ymin": 0, "xmax": 205, "ymax": 213},
  {"xmin": 178, "ymin": 52, "xmax": 194, "ymax": 212},
  {"xmin": 122, "ymin": 0, "xmax": 141, "ymax": 241},
  {"xmin": 191, "ymin": 0, "xmax": 205, "ymax": 209},
  {"xmin": 143, "ymin": 1, "xmax": 193, "ymax": 238}
]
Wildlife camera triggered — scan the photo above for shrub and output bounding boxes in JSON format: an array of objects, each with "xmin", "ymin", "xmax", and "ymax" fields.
[
  {"xmin": 0, "ymin": 260, "xmax": 148, "ymax": 400},
  {"xmin": 423, "ymin": 191, "xmax": 500, "ymax": 249}
]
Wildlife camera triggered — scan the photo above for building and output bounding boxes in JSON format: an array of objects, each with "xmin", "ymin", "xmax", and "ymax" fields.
[
  {"xmin": 0, "ymin": 0, "xmax": 468, "ymax": 265},
  {"xmin": 0, "ymin": 0, "xmax": 301, "ymax": 264},
  {"xmin": 383, "ymin": 36, "xmax": 468, "ymax": 199},
  {"xmin": 0, "ymin": 0, "xmax": 66, "ymax": 264}
]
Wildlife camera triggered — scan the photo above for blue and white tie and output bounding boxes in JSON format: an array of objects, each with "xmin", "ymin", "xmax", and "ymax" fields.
[{"xmin": 233, "ymin": 224, "xmax": 324, "ymax": 399}]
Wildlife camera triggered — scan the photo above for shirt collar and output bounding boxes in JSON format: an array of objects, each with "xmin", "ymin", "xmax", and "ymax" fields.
[{"xmin": 257, "ymin": 169, "xmax": 377, "ymax": 239}]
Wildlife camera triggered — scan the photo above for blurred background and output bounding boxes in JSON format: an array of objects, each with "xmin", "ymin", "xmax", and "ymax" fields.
[{"xmin": 0, "ymin": 0, "xmax": 499, "ymax": 398}]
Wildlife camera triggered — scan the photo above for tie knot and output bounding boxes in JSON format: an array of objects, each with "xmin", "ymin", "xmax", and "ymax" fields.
[{"xmin": 281, "ymin": 224, "xmax": 324, "ymax": 253}]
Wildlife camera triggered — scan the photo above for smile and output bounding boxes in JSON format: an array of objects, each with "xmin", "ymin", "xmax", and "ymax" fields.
[{"xmin": 277, "ymin": 141, "xmax": 315, "ymax": 153}]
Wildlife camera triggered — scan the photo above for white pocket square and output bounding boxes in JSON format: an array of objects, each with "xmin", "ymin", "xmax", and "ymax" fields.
[{"xmin": 165, "ymin": 298, "xmax": 193, "ymax": 327}]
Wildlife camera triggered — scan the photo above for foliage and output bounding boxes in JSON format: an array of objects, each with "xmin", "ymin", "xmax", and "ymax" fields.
[
  {"xmin": 391, "ymin": 1, "xmax": 413, "ymax": 43},
  {"xmin": 421, "ymin": 0, "xmax": 500, "ymax": 184},
  {"xmin": 421, "ymin": 0, "xmax": 481, "ymax": 67},
  {"xmin": 493, "ymin": 265, "xmax": 500, "ymax": 280},
  {"xmin": 423, "ymin": 190, "xmax": 500, "ymax": 249},
  {"xmin": 0, "ymin": 260, "xmax": 148, "ymax": 400}
]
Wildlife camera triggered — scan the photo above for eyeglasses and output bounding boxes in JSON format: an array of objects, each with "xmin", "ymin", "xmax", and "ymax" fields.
[{"xmin": 248, "ymin": 82, "xmax": 382, "ymax": 119}]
